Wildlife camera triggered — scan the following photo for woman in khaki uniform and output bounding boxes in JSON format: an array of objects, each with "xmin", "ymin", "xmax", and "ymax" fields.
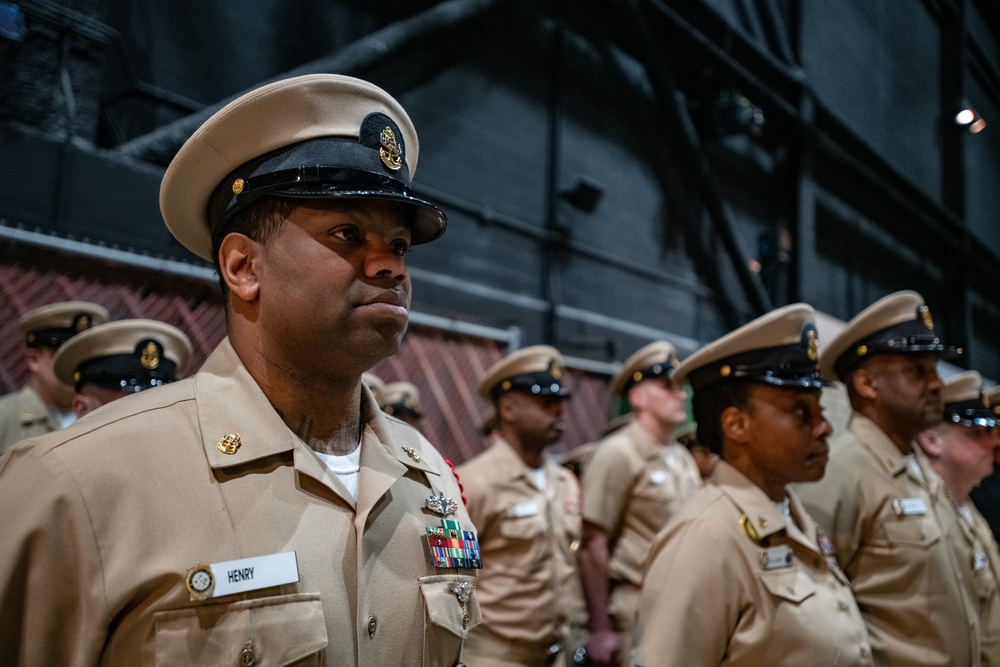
[
  {"xmin": 0, "ymin": 75, "xmax": 480, "ymax": 666},
  {"xmin": 634, "ymin": 304, "xmax": 873, "ymax": 666}
]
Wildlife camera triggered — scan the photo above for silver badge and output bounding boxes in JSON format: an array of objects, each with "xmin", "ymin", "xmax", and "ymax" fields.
[
  {"xmin": 425, "ymin": 492, "xmax": 459, "ymax": 517},
  {"xmin": 449, "ymin": 581, "xmax": 475, "ymax": 603}
]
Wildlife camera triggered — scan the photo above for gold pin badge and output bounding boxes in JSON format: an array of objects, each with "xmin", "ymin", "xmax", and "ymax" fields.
[
  {"xmin": 739, "ymin": 513, "xmax": 760, "ymax": 544},
  {"xmin": 984, "ymin": 394, "xmax": 991, "ymax": 409},
  {"xmin": 75, "ymin": 315, "xmax": 91, "ymax": 332},
  {"xmin": 402, "ymin": 446, "xmax": 421, "ymax": 462},
  {"xmin": 549, "ymin": 359, "xmax": 563, "ymax": 379},
  {"xmin": 856, "ymin": 344, "xmax": 868, "ymax": 357},
  {"xmin": 720, "ymin": 365, "xmax": 732, "ymax": 377},
  {"xmin": 806, "ymin": 329, "xmax": 819, "ymax": 362},
  {"xmin": 919, "ymin": 305, "xmax": 934, "ymax": 330},
  {"xmin": 185, "ymin": 563, "xmax": 215, "ymax": 601},
  {"xmin": 633, "ymin": 370, "xmax": 643, "ymax": 382},
  {"xmin": 140, "ymin": 342, "xmax": 160, "ymax": 370},
  {"xmin": 379, "ymin": 126, "xmax": 402, "ymax": 171},
  {"xmin": 232, "ymin": 177, "xmax": 245, "ymax": 194},
  {"xmin": 218, "ymin": 433, "xmax": 241, "ymax": 455},
  {"xmin": 73, "ymin": 371, "xmax": 81, "ymax": 383},
  {"xmin": 501, "ymin": 380, "xmax": 512, "ymax": 391}
]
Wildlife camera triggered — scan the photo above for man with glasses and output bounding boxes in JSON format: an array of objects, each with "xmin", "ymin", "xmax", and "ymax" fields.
[{"xmin": 917, "ymin": 371, "xmax": 1000, "ymax": 666}]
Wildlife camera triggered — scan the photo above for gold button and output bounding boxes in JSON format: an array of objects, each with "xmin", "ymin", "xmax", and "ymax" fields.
[
  {"xmin": 368, "ymin": 616, "xmax": 377, "ymax": 637},
  {"xmin": 240, "ymin": 643, "xmax": 256, "ymax": 666},
  {"xmin": 462, "ymin": 613, "xmax": 470, "ymax": 629}
]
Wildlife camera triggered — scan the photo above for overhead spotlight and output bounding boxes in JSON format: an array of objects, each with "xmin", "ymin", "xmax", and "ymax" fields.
[
  {"xmin": 954, "ymin": 100, "xmax": 986, "ymax": 134},
  {"xmin": 561, "ymin": 177, "xmax": 604, "ymax": 213}
]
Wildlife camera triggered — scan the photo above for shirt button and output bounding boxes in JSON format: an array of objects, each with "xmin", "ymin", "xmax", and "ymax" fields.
[
  {"xmin": 240, "ymin": 644, "xmax": 256, "ymax": 666},
  {"xmin": 860, "ymin": 647, "xmax": 869, "ymax": 658},
  {"xmin": 368, "ymin": 616, "xmax": 378, "ymax": 637},
  {"xmin": 838, "ymin": 600, "xmax": 849, "ymax": 611}
]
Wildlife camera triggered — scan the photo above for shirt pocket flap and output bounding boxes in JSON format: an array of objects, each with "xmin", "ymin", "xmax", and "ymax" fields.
[
  {"xmin": 419, "ymin": 574, "xmax": 482, "ymax": 639},
  {"xmin": 154, "ymin": 592, "xmax": 327, "ymax": 666},
  {"xmin": 760, "ymin": 568, "xmax": 816, "ymax": 604},
  {"xmin": 881, "ymin": 516, "xmax": 942, "ymax": 548}
]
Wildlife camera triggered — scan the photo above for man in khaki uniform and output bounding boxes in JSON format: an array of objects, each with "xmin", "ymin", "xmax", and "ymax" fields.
[
  {"xmin": 383, "ymin": 380, "xmax": 424, "ymax": 428},
  {"xmin": 458, "ymin": 345, "xmax": 582, "ymax": 666},
  {"xmin": 0, "ymin": 75, "xmax": 480, "ymax": 666},
  {"xmin": 0, "ymin": 301, "xmax": 108, "ymax": 453},
  {"xmin": 796, "ymin": 291, "xmax": 979, "ymax": 666},
  {"xmin": 577, "ymin": 341, "xmax": 701, "ymax": 665},
  {"xmin": 52, "ymin": 318, "xmax": 193, "ymax": 418},
  {"xmin": 634, "ymin": 304, "xmax": 873, "ymax": 666},
  {"xmin": 917, "ymin": 371, "xmax": 1000, "ymax": 666}
]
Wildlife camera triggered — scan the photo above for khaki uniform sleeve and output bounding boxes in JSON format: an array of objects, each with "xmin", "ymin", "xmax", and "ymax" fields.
[
  {"xmin": 0, "ymin": 442, "xmax": 110, "ymax": 666},
  {"xmin": 634, "ymin": 514, "xmax": 738, "ymax": 667},
  {"xmin": 582, "ymin": 440, "xmax": 635, "ymax": 534}
]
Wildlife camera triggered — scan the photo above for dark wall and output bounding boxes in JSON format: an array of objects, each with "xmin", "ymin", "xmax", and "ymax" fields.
[{"xmin": 2, "ymin": 0, "xmax": 999, "ymax": 377}]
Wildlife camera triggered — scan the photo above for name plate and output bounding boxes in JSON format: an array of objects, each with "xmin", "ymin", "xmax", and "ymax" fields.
[
  {"xmin": 760, "ymin": 545, "xmax": 793, "ymax": 571},
  {"xmin": 891, "ymin": 498, "xmax": 927, "ymax": 516},
  {"xmin": 186, "ymin": 551, "xmax": 299, "ymax": 601}
]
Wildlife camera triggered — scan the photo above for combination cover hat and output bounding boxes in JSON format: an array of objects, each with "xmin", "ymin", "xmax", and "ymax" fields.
[
  {"xmin": 362, "ymin": 372, "xmax": 388, "ymax": 408},
  {"xmin": 673, "ymin": 303, "xmax": 824, "ymax": 392},
  {"xmin": 160, "ymin": 74, "xmax": 447, "ymax": 261},
  {"xmin": 479, "ymin": 345, "xmax": 571, "ymax": 401},
  {"xmin": 18, "ymin": 301, "xmax": 109, "ymax": 349},
  {"xmin": 383, "ymin": 381, "xmax": 423, "ymax": 417},
  {"xmin": 53, "ymin": 319, "xmax": 193, "ymax": 393},
  {"xmin": 818, "ymin": 290, "xmax": 957, "ymax": 381},
  {"xmin": 941, "ymin": 370, "xmax": 996, "ymax": 428},
  {"xmin": 611, "ymin": 341, "xmax": 680, "ymax": 397}
]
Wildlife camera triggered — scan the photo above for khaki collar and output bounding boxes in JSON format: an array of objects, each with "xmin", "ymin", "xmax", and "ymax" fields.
[
  {"xmin": 714, "ymin": 461, "xmax": 819, "ymax": 554},
  {"xmin": 623, "ymin": 419, "xmax": 676, "ymax": 460},
  {"xmin": 195, "ymin": 338, "xmax": 440, "ymax": 477},
  {"xmin": 848, "ymin": 413, "xmax": 915, "ymax": 479}
]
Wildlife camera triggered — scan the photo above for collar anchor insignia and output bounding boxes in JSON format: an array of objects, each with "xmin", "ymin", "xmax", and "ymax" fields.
[{"xmin": 425, "ymin": 491, "xmax": 459, "ymax": 517}]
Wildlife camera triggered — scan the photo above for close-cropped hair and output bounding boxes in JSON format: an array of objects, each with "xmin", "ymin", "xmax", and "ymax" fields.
[
  {"xmin": 691, "ymin": 378, "xmax": 754, "ymax": 455},
  {"xmin": 210, "ymin": 197, "xmax": 296, "ymax": 296}
]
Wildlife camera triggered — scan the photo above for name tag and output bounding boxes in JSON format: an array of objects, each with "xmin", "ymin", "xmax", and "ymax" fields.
[
  {"xmin": 186, "ymin": 552, "xmax": 299, "ymax": 601},
  {"xmin": 507, "ymin": 501, "xmax": 540, "ymax": 518},
  {"xmin": 649, "ymin": 470, "xmax": 669, "ymax": 485},
  {"xmin": 760, "ymin": 545, "xmax": 794, "ymax": 571},
  {"xmin": 974, "ymin": 552, "xmax": 989, "ymax": 571},
  {"xmin": 891, "ymin": 498, "xmax": 927, "ymax": 516}
]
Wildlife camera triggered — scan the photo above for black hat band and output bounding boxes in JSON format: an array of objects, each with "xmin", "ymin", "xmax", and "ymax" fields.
[
  {"xmin": 944, "ymin": 397, "xmax": 997, "ymax": 428},
  {"xmin": 833, "ymin": 317, "xmax": 955, "ymax": 379},
  {"xmin": 75, "ymin": 354, "xmax": 177, "ymax": 393},
  {"xmin": 622, "ymin": 361, "xmax": 674, "ymax": 394},
  {"xmin": 492, "ymin": 372, "xmax": 572, "ymax": 401},
  {"xmin": 687, "ymin": 343, "xmax": 825, "ymax": 393}
]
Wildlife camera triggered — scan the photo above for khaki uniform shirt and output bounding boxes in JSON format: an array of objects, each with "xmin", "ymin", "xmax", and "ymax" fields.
[
  {"xmin": 634, "ymin": 461, "xmax": 873, "ymax": 667},
  {"xmin": 0, "ymin": 385, "xmax": 59, "ymax": 455},
  {"xmin": 0, "ymin": 339, "xmax": 480, "ymax": 666},
  {"xmin": 457, "ymin": 437, "xmax": 582, "ymax": 660},
  {"xmin": 954, "ymin": 501, "xmax": 1000, "ymax": 666},
  {"xmin": 582, "ymin": 420, "xmax": 702, "ymax": 589},
  {"xmin": 796, "ymin": 413, "xmax": 979, "ymax": 667}
]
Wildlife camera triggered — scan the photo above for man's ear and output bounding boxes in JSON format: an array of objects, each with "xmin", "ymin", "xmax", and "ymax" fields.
[
  {"xmin": 916, "ymin": 427, "xmax": 943, "ymax": 459},
  {"xmin": 72, "ymin": 393, "xmax": 93, "ymax": 419},
  {"xmin": 721, "ymin": 405, "xmax": 751, "ymax": 446},
  {"xmin": 24, "ymin": 347, "xmax": 42, "ymax": 374},
  {"xmin": 219, "ymin": 233, "xmax": 261, "ymax": 304},
  {"xmin": 850, "ymin": 367, "xmax": 879, "ymax": 401},
  {"xmin": 627, "ymin": 383, "xmax": 646, "ymax": 412}
]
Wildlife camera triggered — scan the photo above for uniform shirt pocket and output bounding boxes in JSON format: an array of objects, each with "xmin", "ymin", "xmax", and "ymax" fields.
[
  {"xmin": 760, "ymin": 567, "xmax": 817, "ymax": 604},
  {"xmin": 419, "ymin": 574, "xmax": 482, "ymax": 639},
  {"xmin": 879, "ymin": 515, "xmax": 942, "ymax": 548},
  {"xmin": 153, "ymin": 592, "xmax": 327, "ymax": 666}
]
